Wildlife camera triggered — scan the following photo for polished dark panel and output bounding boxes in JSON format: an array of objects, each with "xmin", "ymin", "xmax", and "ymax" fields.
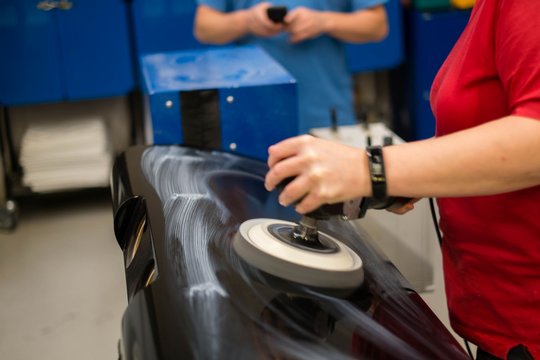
[{"xmin": 112, "ymin": 145, "xmax": 468, "ymax": 360}]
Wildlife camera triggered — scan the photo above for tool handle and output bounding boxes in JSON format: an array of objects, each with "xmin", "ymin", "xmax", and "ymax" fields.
[
  {"xmin": 358, "ymin": 196, "xmax": 412, "ymax": 218},
  {"xmin": 276, "ymin": 177, "xmax": 344, "ymax": 220}
]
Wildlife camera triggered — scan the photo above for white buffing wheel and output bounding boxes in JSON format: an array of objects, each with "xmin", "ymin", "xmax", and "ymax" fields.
[{"xmin": 233, "ymin": 218, "xmax": 364, "ymax": 290}]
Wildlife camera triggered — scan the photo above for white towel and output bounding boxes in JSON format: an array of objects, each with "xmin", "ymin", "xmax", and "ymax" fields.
[{"xmin": 20, "ymin": 116, "xmax": 113, "ymax": 193}]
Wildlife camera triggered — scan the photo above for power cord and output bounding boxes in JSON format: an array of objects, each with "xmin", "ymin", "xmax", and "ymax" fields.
[
  {"xmin": 464, "ymin": 339, "xmax": 475, "ymax": 359},
  {"xmin": 428, "ymin": 197, "xmax": 442, "ymax": 247},
  {"xmin": 428, "ymin": 197, "xmax": 475, "ymax": 360}
]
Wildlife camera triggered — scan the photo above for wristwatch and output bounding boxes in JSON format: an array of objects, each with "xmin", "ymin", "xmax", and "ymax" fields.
[{"xmin": 366, "ymin": 146, "xmax": 387, "ymax": 200}]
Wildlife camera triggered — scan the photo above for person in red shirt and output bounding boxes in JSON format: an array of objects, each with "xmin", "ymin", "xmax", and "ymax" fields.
[{"xmin": 264, "ymin": 0, "xmax": 540, "ymax": 359}]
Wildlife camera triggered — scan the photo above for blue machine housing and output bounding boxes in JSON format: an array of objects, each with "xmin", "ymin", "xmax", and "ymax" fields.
[{"xmin": 140, "ymin": 46, "xmax": 298, "ymax": 161}]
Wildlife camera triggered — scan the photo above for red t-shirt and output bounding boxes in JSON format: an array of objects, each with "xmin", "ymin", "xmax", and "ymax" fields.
[{"xmin": 430, "ymin": 0, "xmax": 540, "ymax": 357}]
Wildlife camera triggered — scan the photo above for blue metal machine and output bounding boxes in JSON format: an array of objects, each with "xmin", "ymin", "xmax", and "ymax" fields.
[{"xmin": 140, "ymin": 46, "xmax": 298, "ymax": 161}]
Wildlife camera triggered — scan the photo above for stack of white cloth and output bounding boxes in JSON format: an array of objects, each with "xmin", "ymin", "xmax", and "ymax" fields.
[{"xmin": 19, "ymin": 117, "xmax": 113, "ymax": 193}]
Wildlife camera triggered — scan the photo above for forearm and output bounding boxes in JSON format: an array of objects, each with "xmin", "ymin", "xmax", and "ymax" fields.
[
  {"xmin": 265, "ymin": 116, "xmax": 540, "ymax": 214},
  {"xmin": 322, "ymin": 5, "xmax": 388, "ymax": 43},
  {"xmin": 194, "ymin": 5, "xmax": 249, "ymax": 44},
  {"xmin": 384, "ymin": 116, "xmax": 540, "ymax": 198}
]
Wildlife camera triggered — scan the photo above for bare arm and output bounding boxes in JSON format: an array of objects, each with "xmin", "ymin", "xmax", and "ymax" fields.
[
  {"xmin": 385, "ymin": 116, "xmax": 540, "ymax": 198},
  {"xmin": 194, "ymin": 3, "xmax": 284, "ymax": 44},
  {"xmin": 285, "ymin": 5, "xmax": 388, "ymax": 44},
  {"xmin": 265, "ymin": 116, "xmax": 540, "ymax": 213}
]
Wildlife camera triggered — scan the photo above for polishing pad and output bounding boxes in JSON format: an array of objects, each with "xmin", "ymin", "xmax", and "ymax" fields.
[{"xmin": 233, "ymin": 218, "xmax": 364, "ymax": 290}]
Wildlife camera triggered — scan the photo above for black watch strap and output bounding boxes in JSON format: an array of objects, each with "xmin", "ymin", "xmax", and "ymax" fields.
[{"xmin": 366, "ymin": 146, "xmax": 387, "ymax": 200}]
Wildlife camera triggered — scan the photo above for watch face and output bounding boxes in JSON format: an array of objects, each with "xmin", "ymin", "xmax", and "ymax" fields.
[{"xmin": 372, "ymin": 163, "xmax": 383, "ymax": 175}]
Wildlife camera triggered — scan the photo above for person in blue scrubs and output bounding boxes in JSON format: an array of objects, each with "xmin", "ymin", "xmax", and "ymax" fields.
[{"xmin": 194, "ymin": 1, "xmax": 388, "ymax": 134}]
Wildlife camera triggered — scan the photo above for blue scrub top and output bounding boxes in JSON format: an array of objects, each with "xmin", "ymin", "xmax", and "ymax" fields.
[{"xmin": 196, "ymin": 0, "xmax": 386, "ymax": 133}]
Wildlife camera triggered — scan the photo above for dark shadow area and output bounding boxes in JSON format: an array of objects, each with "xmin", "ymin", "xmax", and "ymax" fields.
[{"xmin": 15, "ymin": 187, "xmax": 112, "ymax": 219}]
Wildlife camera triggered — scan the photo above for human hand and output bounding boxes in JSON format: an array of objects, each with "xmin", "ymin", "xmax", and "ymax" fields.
[
  {"xmin": 284, "ymin": 7, "xmax": 328, "ymax": 43},
  {"xmin": 246, "ymin": 2, "xmax": 285, "ymax": 38},
  {"xmin": 386, "ymin": 198, "xmax": 420, "ymax": 215},
  {"xmin": 265, "ymin": 135, "xmax": 370, "ymax": 214}
]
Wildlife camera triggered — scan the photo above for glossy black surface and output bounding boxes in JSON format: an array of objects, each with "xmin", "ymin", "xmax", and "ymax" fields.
[{"xmin": 112, "ymin": 145, "xmax": 468, "ymax": 360}]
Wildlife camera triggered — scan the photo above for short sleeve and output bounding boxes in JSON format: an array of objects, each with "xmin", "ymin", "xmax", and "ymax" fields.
[{"xmin": 495, "ymin": 0, "xmax": 540, "ymax": 120}]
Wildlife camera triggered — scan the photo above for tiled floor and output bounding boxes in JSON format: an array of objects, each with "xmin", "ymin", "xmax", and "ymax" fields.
[{"xmin": 0, "ymin": 190, "xmax": 126, "ymax": 360}]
